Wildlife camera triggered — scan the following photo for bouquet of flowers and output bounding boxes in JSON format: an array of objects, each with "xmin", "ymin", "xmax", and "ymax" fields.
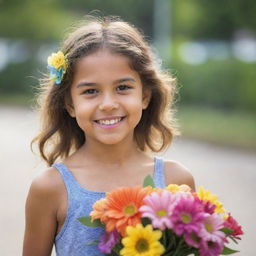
[{"xmin": 78, "ymin": 176, "xmax": 243, "ymax": 256}]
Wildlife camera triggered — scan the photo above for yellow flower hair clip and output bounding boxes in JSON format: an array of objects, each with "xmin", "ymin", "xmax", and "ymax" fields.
[{"xmin": 47, "ymin": 51, "xmax": 67, "ymax": 84}]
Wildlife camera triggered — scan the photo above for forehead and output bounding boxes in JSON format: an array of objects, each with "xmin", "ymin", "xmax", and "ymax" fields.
[{"xmin": 72, "ymin": 49, "xmax": 141, "ymax": 85}]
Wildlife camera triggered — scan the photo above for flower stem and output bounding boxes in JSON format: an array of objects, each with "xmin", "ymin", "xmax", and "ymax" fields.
[{"xmin": 172, "ymin": 238, "xmax": 184, "ymax": 256}]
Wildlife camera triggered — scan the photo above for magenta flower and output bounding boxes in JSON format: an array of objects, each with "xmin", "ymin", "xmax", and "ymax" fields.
[
  {"xmin": 199, "ymin": 240, "xmax": 224, "ymax": 256},
  {"xmin": 170, "ymin": 196, "xmax": 205, "ymax": 236},
  {"xmin": 139, "ymin": 190, "xmax": 178, "ymax": 230},
  {"xmin": 199, "ymin": 213, "xmax": 226, "ymax": 244},
  {"xmin": 201, "ymin": 200, "xmax": 216, "ymax": 214},
  {"xmin": 184, "ymin": 231, "xmax": 202, "ymax": 248},
  {"xmin": 98, "ymin": 229, "xmax": 120, "ymax": 254}
]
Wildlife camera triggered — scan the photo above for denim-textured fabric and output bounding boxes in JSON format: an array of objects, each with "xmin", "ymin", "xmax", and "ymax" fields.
[{"xmin": 52, "ymin": 157, "xmax": 166, "ymax": 256}]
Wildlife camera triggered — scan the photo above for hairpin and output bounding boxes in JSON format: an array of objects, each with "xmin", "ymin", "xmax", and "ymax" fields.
[{"xmin": 47, "ymin": 51, "xmax": 67, "ymax": 84}]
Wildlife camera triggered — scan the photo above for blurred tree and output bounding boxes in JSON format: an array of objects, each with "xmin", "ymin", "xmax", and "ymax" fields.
[
  {"xmin": 59, "ymin": 0, "xmax": 154, "ymax": 39},
  {"xmin": 0, "ymin": 0, "xmax": 77, "ymax": 40},
  {"xmin": 0, "ymin": 0, "xmax": 154, "ymax": 40},
  {"xmin": 172, "ymin": 0, "xmax": 256, "ymax": 40},
  {"xmin": 170, "ymin": 0, "xmax": 256, "ymax": 113}
]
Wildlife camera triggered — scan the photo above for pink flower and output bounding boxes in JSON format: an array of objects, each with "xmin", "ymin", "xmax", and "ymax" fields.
[
  {"xmin": 139, "ymin": 190, "xmax": 178, "ymax": 230},
  {"xmin": 170, "ymin": 196, "xmax": 205, "ymax": 236},
  {"xmin": 184, "ymin": 232, "xmax": 202, "ymax": 248},
  {"xmin": 224, "ymin": 213, "xmax": 244, "ymax": 240},
  {"xmin": 200, "ymin": 240, "xmax": 224, "ymax": 256},
  {"xmin": 199, "ymin": 213, "xmax": 226, "ymax": 244},
  {"xmin": 98, "ymin": 229, "xmax": 120, "ymax": 254},
  {"xmin": 198, "ymin": 214, "xmax": 226, "ymax": 256}
]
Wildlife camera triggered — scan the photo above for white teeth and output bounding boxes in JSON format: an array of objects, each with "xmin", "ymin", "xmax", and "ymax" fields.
[{"xmin": 97, "ymin": 118, "xmax": 122, "ymax": 125}]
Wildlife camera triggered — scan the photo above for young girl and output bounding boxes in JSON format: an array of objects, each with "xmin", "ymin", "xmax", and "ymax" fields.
[{"xmin": 23, "ymin": 16, "xmax": 195, "ymax": 256}]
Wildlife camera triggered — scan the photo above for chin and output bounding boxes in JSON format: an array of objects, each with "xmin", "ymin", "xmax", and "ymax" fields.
[
  {"xmin": 95, "ymin": 134, "xmax": 131, "ymax": 146},
  {"xmin": 98, "ymin": 139, "xmax": 124, "ymax": 146}
]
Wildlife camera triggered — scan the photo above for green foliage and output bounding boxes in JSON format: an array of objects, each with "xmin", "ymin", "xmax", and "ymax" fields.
[
  {"xmin": 0, "ymin": 59, "xmax": 39, "ymax": 95},
  {"xmin": 0, "ymin": 0, "xmax": 78, "ymax": 40},
  {"xmin": 0, "ymin": 0, "xmax": 154, "ymax": 40},
  {"xmin": 221, "ymin": 246, "xmax": 239, "ymax": 255},
  {"xmin": 77, "ymin": 216, "xmax": 104, "ymax": 228},
  {"xmin": 172, "ymin": 0, "xmax": 256, "ymax": 40},
  {"xmin": 172, "ymin": 58, "xmax": 256, "ymax": 112},
  {"xmin": 143, "ymin": 175, "xmax": 155, "ymax": 188},
  {"xmin": 221, "ymin": 227, "xmax": 234, "ymax": 235},
  {"xmin": 178, "ymin": 105, "xmax": 256, "ymax": 150},
  {"xmin": 59, "ymin": 0, "xmax": 154, "ymax": 38}
]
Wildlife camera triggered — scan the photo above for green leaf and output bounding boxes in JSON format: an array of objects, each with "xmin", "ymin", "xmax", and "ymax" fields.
[
  {"xmin": 77, "ymin": 216, "xmax": 104, "ymax": 228},
  {"xmin": 143, "ymin": 175, "xmax": 155, "ymax": 188},
  {"xmin": 228, "ymin": 236, "xmax": 239, "ymax": 244},
  {"xmin": 221, "ymin": 246, "xmax": 239, "ymax": 255},
  {"xmin": 85, "ymin": 240, "xmax": 99, "ymax": 246},
  {"xmin": 220, "ymin": 227, "xmax": 234, "ymax": 235},
  {"xmin": 141, "ymin": 217, "xmax": 151, "ymax": 226}
]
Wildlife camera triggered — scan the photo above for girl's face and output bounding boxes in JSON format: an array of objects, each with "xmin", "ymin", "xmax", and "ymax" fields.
[{"xmin": 68, "ymin": 49, "xmax": 151, "ymax": 147}]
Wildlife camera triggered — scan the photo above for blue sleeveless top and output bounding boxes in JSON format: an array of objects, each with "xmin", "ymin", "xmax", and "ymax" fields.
[{"xmin": 52, "ymin": 157, "xmax": 166, "ymax": 256}]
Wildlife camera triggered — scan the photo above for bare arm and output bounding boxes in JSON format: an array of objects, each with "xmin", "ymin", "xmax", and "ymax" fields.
[
  {"xmin": 164, "ymin": 160, "xmax": 196, "ymax": 191},
  {"xmin": 23, "ymin": 169, "xmax": 60, "ymax": 256}
]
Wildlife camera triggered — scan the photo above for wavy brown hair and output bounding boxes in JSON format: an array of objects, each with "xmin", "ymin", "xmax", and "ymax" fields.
[{"xmin": 32, "ymin": 16, "xmax": 179, "ymax": 166}]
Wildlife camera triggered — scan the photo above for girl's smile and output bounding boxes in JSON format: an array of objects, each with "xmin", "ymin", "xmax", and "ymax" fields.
[
  {"xmin": 94, "ymin": 116, "xmax": 126, "ymax": 129},
  {"xmin": 68, "ymin": 49, "xmax": 151, "ymax": 146}
]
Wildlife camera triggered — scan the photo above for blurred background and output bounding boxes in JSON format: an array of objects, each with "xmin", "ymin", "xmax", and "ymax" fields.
[
  {"xmin": 0, "ymin": 0, "xmax": 255, "ymax": 255},
  {"xmin": 1, "ymin": 0, "xmax": 256, "ymax": 149}
]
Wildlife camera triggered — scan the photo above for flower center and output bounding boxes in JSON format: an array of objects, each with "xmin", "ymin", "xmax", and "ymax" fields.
[
  {"xmin": 190, "ymin": 232, "xmax": 201, "ymax": 243},
  {"xmin": 156, "ymin": 209, "xmax": 167, "ymax": 217},
  {"xmin": 205, "ymin": 222, "xmax": 213, "ymax": 232},
  {"xmin": 135, "ymin": 238, "xmax": 149, "ymax": 252},
  {"xmin": 181, "ymin": 213, "xmax": 192, "ymax": 224},
  {"xmin": 124, "ymin": 204, "xmax": 137, "ymax": 216}
]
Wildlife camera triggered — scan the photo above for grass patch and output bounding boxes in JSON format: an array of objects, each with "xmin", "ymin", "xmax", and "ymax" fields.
[
  {"xmin": 177, "ymin": 105, "xmax": 256, "ymax": 151},
  {"xmin": 0, "ymin": 94, "xmax": 35, "ymax": 107}
]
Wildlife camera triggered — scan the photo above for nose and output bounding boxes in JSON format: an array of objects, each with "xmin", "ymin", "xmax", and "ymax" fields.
[{"xmin": 99, "ymin": 92, "xmax": 119, "ymax": 111}]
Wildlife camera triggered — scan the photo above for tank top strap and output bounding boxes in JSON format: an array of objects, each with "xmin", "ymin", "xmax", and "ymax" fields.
[
  {"xmin": 52, "ymin": 163, "xmax": 79, "ymax": 198},
  {"xmin": 153, "ymin": 157, "xmax": 166, "ymax": 188}
]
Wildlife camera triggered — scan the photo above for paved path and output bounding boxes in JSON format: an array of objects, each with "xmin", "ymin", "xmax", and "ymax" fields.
[{"xmin": 0, "ymin": 106, "xmax": 255, "ymax": 255}]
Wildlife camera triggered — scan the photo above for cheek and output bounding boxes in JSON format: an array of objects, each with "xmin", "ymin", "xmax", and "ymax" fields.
[
  {"xmin": 126, "ymin": 98, "xmax": 144, "ymax": 121},
  {"xmin": 124, "ymin": 90, "xmax": 144, "ymax": 108},
  {"xmin": 73, "ymin": 103, "xmax": 93, "ymax": 127}
]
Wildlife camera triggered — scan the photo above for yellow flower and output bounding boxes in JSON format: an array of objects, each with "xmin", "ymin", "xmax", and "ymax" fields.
[
  {"xmin": 166, "ymin": 184, "xmax": 179, "ymax": 193},
  {"xmin": 47, "ymin": 51, "xmax": 66, "ymax": 70},
  {"xmin": 120, "ymin": 224, "xmax": 164, "ymax": 256},
  {"xmin": 197, "ymin": 186, "xmax": 225, "ymax": 214},
  {"xmin": 166, "ymin": 184, "xmax": 191, "ymax": 193}
]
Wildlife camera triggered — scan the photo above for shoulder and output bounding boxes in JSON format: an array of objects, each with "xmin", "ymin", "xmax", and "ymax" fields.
[
  {"xmin": 27, "ymin": 167, "xmax": 65, "ymax": 212},
  {"xmin": 30, "ymin": 167, "xmax": 63, "ymax": 195},
  {"xmin": 163, "ymin": 159, "xmax": 196, "ymax": 191},
  {"xmin": 23, "ymin": 167, "xmax": 64, "ymax": 255}
]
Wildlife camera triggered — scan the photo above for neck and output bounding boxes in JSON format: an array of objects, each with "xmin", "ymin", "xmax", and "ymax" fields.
[{"xmin": 78, "ymin": 137, "xmax": 143, "ymax": 166}]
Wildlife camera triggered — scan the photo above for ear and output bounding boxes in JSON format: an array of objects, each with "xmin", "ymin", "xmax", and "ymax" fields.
[
  {"xmin": 65, "ymin": 97, "xmax": 76, "ymax": 118},
  {"xmin": 142, "ymin": 89, "xmax": 152, "ymax": 110}
]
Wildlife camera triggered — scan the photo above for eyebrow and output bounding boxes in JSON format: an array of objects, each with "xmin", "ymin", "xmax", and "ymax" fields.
[{"xmin": 76, "ymin": 77, "xmax": 136, "ymax": 88}]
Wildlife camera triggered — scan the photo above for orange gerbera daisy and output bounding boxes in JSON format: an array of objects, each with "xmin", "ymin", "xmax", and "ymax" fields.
[
  {"xmin": 90, "ymin": 198, "xmax": 108, "ymax": 222},
  {"xmin": 103, "ymin": 186, "xmax": 151, "ymax": 236}
]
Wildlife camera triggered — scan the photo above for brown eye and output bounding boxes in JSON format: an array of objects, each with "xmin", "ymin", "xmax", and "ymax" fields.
[
  {"xmin": 82, "ymin": 89, "xmax": 98, "ymax": 94},
  {"xmin": 117, "ymin": 85, "xmax": 132, "ymax": 91}
]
